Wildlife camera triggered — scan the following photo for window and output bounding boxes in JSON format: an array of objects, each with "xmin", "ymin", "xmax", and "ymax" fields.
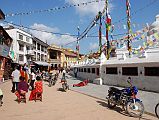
[
  {"xmin": 84, "ymin": 68, "xmax": 86, "ymax": 72},
  {"xmin": 122, "ymin": 67, "xmax": 138, "ymax": 76},
  {"xmin": 41, "ymin": 54, "xmax": 44, "ymax": 61},
  {"xmin": 81, "ymin": 68, "xmax": 83, "ymax": 72},
  {"xmin": 45, "ymin": 55, "xmax": 47, "ymax": 62},
  {"xmin": 19, "ymin": 44, "xmax": 24, "ymax": 51},
  {"xmin": 87, "ymin": 68, "xmax": 90, "ymax": 73},
  {"xmin": 26, "ymin": 37, "xmax": 30, "ymax": 42},
  {"xmin": 19, "ymin": 54, "xmax": 24, "ymax": 61},
  {"xmin": 37, "ymin": 53, "xmax": 40, "ymax": 61},
  {"xmin": 37, "ymin": 43, "xmax": 40, "ymax": 50},
  {"xmin": 145, "ymin": 67, "xmax": 159, "ymax": 76},
  {"xmin": 19, "ymin": 34, "xmax": 23, "ymax": 40},
  {"xmin": 50, "ymin": 50, "xmax": 57, "ymax": 59},
  {"xmin": 41, "ymin": 46, "xmax": 44, "ymax": 52},
  {"xmin": 33, "ymin": 41, "xmax": 36, "ymax": 49},
  {"xmin": 92, "ymin": 68, "xmax": 95, "ymax": 73},
  {"xmin": 26, "ymin": 46, "xmax": 30, "ymax": 50},
  {"xmin": 78, "ymin": 68, "xmax": 81, "ymax": 72},
  {"xmin": 106, "ymin": 67, "xmax": 118, "ymax": 74}
]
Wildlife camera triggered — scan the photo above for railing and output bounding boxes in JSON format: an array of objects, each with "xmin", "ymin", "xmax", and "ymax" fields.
[{"xmin": 49, "ymin": 59, "xmax": 61, "ymax": 63}]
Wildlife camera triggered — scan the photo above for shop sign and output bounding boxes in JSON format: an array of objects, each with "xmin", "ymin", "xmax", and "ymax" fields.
[{"xmin": 0, "ymin": 44, "xmax": 10, "ymax": 57}]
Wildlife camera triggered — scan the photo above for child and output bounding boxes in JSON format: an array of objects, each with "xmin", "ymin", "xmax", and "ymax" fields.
[{"xmin": 0, "ymin": 88, "xmax": 3, "ymax": 106}]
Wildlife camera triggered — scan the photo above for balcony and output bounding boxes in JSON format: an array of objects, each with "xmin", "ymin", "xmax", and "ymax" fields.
[
  {"xmin": 26, "ymin": 50, "xmax": 34, "ymax": 56},
  {"xmin": 48, "ymin": 59, "xmax": 61, "ymax": 64}
]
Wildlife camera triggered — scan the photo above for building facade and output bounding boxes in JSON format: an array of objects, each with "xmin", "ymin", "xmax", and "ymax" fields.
[
  {"xmin": 0, "ymin": 26, "xmax": 13, "ymax": 81},
  {"xmin": 32, "ymin": 37, "xmax": 49, "ymax": 66},
  {"xmin": 47, "ymin": 44, "xmax": 62, "ymax": 70},
  {"xmin": 6, "ymin": 26, "xmax": 33, "ymax": 65}
]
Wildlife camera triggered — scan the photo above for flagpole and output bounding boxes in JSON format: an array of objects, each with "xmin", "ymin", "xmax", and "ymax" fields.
[
  {"xmin": 99, "ymin": 11, "xmax": 102, "ymax": 55},
  {"xmin": 105, "ymin": 0, "xmax": 110, "ymax": 60},
  {"xmin": 126, "ymin": 0, "xmax": 132, "ymax": 56},
  {"xmin": 77, "ymin": 26, "xmax": 80, "ymax": 60}
]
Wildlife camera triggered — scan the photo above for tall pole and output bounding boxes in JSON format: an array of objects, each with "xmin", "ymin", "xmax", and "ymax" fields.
[
  {"xmin": 76, "ymin": 26, "xmax": 80, "ymax": 60},
  {"xmin": 105, "ymin": 0, "xmax": 110, "ymax": 60},
  {"xmin": 126, "ymin": 0, "xmax": 132, "ymax": 56},
  {"xmin": 99, "ymin": 11, "xmax": 102, "ymax": 55}
]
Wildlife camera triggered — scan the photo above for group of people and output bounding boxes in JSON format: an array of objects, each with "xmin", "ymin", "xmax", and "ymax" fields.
[{"xmin": 11, "ymin": 64, "xmax": 43, "ymax": 102}]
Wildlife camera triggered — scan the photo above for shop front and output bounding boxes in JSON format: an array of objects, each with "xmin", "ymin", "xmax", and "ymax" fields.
[{"xmin": 0, "ymin": 26, "xmax": 13, "ymax": 82}]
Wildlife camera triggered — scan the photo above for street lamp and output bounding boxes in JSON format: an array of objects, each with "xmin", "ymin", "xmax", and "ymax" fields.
[{"xmin": 0, "ymin": 9, "xmax": 5, "ymax": 20}]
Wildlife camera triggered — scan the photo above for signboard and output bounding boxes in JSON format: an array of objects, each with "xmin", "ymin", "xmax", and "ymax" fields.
[{"xmin": 0, "ymin": 44, "xmax": 10, "ymax": 58}]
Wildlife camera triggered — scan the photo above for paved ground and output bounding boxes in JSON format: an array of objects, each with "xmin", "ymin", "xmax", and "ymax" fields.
[
  {"xmin": 0, "ymin": 74, "xmax": 158, "ymax": 120},
  {"xmin": 66, "ymin": 74, "xmax": 159, "ymax": 116}
]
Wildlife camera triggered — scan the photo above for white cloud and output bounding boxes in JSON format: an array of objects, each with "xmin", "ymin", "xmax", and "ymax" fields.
[
  {"xmin": 89, "ymin": 42, "xmax": 99, "ymax": 50},
  {"xmin": 65, "ymin": 0, "xmax": 114, "ymax": 16},
  {"xmin": 30, "ymin": 23, "xmax": 76, "ymax": 46}
]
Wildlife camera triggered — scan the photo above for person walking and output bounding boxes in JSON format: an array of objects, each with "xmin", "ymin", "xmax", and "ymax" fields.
[{"xmin": 11, "ymin": 66, "xmax": 20, "ymax": 93}]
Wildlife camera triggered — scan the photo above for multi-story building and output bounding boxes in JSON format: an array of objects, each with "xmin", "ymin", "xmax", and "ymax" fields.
[
  {"xmin": 61, "ymin": 48, "xmax": 77, "ymax": 68},
  {"xmin": 32, "ymin": 37, "xmax": 49, "ymax": 67},
  {"xmin": 47, "ymin": 44, "xmax": 62, "ymax": 69},
  {"xmin": 6, "ymin": 26, "xmax": 34, "ymax": 65}
]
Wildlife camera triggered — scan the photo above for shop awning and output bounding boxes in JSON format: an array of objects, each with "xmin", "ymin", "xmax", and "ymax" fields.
[{"xmin": 34, "ymin": 61, "xmax": 51, "ymax": 66}]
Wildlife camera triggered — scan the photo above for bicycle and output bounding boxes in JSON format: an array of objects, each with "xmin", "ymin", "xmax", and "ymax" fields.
[{"xmin": 155, "ymin": 102, "xmax": 159, "ymax": 119}]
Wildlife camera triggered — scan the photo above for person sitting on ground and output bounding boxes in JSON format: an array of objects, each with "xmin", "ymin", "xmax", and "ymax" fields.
[
  {"xmin": 15, "ymin": 76, "xmax": 28, "ymax": 99},
  {"xmin": 73, "ymin": 79, "xmax": 89, "ymax": 87},
  {"xmin": 0, "ymin": 88, "xmax": 3, "ymax": 106},
  {"xmin": 29, "ymin": 76, "xmax": 43, "ymax": 101}
]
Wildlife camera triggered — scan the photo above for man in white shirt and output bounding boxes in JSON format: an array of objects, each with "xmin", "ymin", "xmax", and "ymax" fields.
[{"xmin": 11, "ymin": 66, "xmax": 20, "ymax": 93}]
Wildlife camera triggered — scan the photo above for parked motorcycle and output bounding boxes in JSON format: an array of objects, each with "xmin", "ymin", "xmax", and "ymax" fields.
[{"xmin": 107, "ymin": 77, "xmax": 144, "ymax": 117}]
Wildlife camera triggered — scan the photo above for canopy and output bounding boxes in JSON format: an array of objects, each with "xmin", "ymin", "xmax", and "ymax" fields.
[{"xmin": 34, "ymin": 61, "xmax": 51, "ymax": 66}]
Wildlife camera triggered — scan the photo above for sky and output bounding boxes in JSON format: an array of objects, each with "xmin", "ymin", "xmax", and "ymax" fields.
[{"xmin": 0, "ymin": 0, "xmax": 159, "ymax": 54}]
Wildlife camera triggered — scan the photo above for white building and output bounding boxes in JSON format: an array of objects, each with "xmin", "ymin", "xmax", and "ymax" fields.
[
  {"xmin": 32, "ymin": 37, "xmax": 49, "ymax": 66},
  {"xmin": 6, "ymin": 26, "xmax": 34, "ymax": 65}
]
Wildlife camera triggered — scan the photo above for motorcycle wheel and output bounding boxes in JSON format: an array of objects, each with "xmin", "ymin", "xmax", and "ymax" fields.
[
  {"xmin": 107, "ymin": 95, "xmax": 117, "ymax": 108},
  {"xmin": 126, "ymin": 100, "xmax": 144, "ymax": 117},
  {"xmin": 155, "ymin": 103, "xmax": 159, "ymax": 119}
]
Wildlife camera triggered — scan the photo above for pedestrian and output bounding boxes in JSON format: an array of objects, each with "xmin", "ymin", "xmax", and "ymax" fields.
[
  {"xmin": 29, "ymin": 69, "xmax": 36, "ymax": 90},
  {"xmin": 11, "ymin": 66, "xmax": 20, "ymax": 93},
  {"xmin": 61, "ymin": 68, "xmax": 66, "ymax": 80},
  {"xmin": 0, "ymin": 88, "xmax": 3, "ymax": 106}
]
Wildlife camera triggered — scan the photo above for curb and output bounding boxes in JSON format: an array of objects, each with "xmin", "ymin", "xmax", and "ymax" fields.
[{"xmin": 70, "ymin": 89, "xmax": 156, "ymax": 118}]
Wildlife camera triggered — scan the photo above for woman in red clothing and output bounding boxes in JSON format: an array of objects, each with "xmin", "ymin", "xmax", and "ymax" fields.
[
  {"xmin": 73, "ymin": 79, "xmax": 89, "ymax": 87},
  {"xmin": 29, "ymin": 76, "xmax": 43, "ymax": 101}
]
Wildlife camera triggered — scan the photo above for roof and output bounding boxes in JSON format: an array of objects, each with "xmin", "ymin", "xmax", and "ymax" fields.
[
  {"xmin": 32, "ymin": 37, "xmax": 49, "ymax": 47},
  {"xmin": 63, "ymin": 50, "xmax": 77, "ymax": 57},
  {"xmin": 48, "ymin": 44, "xmax": 62, "ymax": 51}
]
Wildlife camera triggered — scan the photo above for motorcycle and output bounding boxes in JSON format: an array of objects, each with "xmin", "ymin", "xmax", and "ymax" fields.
[
  {"xmin": 107, "ymin": 77, "xmax": 144, "ymax": 117},
  {"xmin": 61, "ymin": 80, "xmax": 69, "ymax": 92}
]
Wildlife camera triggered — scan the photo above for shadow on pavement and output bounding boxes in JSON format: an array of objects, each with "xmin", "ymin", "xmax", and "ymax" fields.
[
  {"xmin": 57, "ymin": 88, "xmax": 66, "ymax": 92},
  {"xmin": 96, "ymin": 100, "xmax": 153, "ymax": 120},
  {"xmin": 96, "ymin": 100, "xmax": 129, "ymax": 117}
]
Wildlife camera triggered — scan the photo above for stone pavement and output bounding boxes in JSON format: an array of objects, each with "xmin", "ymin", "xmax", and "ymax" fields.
[{"xmin": 66, "ymin": 74, "xmax": 159, "ymax": 116}]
